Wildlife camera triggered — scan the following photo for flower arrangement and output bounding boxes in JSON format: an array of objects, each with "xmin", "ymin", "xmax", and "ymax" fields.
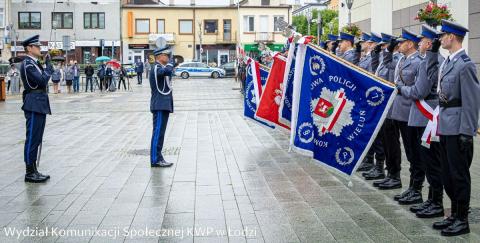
[
  {"xmin": 341, "ymin": 24, "xmax": 361, "ymax": 37},
  {"xmin": 415, "ymin": 1, "xmax": 453, "ymax": 27}
]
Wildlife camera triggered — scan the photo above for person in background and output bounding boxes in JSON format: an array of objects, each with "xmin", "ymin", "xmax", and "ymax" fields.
[
  {"xmin": 51, "ymin": 63, "xmax": 62, "ymax": 94},
  {"xmin": 135, "ymin": 60, "xmax": 144, "ymax": 84},
  {"xmin": 7, "ymin": 64, "xmax": 20, "ymax": 95},
  {"xmin": 144, "ymin": 59, "xmax": 150, "ymax": 79},
  {"xmin": 84, "ymin": 63, "xmax": 95, "ymax": 92},
  {"xmin": 105, "ymin": 63, "xmax": 113, "ymax": 90},
  {"xmin": 72, "ymin": 61, "xmax": 80, "ymax": 93},
  {"xmin": 118, "ymin": 65, "xmax": 127, "ymax": 91},
  {"xmin": 64, "ymin": 62, "xmax": 74, "ymax": 94},
  {"xmin": 97, "ymin": 62, "xmax": 106, "ymax": 91}
]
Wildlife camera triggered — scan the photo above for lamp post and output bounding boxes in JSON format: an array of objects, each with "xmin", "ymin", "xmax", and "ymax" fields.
[
  {"xmin": 345, "ymin": 0, "xmax": 354, "ymax": 26},
  {"xmin": 306, "ymin": 8, "xmax": 312, "ymax": 36},
  {"xmin": 313, "ymin": 18, "xmax": 322, "ymax": 45}
]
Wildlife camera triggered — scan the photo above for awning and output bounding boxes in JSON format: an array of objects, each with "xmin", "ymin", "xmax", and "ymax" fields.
[{"xmin": 243, "ymin": 43, "xmax": 285, "ymax": 52}]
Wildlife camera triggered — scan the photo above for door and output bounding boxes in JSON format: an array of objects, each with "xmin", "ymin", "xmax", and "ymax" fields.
[
  {"xmin": 218, "ymin": 50, "xmax": 229, "ymax": 66},
  {"xmin": 259, "ymin": 16, "xmax": 269, "ymax": 41},
  {"xmin": 223, "ymin": 20, "xmax": 231, "ymax": 41}
]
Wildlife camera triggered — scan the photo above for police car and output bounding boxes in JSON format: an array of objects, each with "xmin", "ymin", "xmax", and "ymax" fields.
[{"xmin": 174, "ymin": 62, "xmax": 226, "ymax": 79}]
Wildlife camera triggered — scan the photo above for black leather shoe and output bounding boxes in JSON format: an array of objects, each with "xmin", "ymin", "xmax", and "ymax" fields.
[
  {"xmin": 363, "ymin": 167, "xmax": 385, "ymax": 180},
  {"xmin": 377, "ymin": 178, "xmax": 402, "ymax": 190},
  {"xmin": 25, "ymin": 172, "xmax": 50, "ymax": 183},
  {"xmin": 398, "ymin": 190, "xmax": 422, "ymax": 205},
  {"xmin": 441, "ymin": 218, "xmax": 470, "ymax": 236},
  {"xmin": 416, "ymin": 202, "xmax": 444, "ymax": 218},
  {"xmin": 357, "ymin": 160, "xmax": 374, "ymax": 172},
  {"xmin": 152, "ymin": 160, "xmax": 174, "ymax": 167},
  {"xmin": 394, "ymin": 188, "xmax": 413, "ymax": 201},
  {"xmin": 410, "ymin": 199, "xmax": 432, "ymax": 213},
  {"xmin": 373, "ymin": 177, "xmax": 390, "ymax": 187},
  {"xmin": 362, "ymin": 167, "xmax": 375, "ymax": 177},
  {"xmin": 433, "ymin": 216, "xmax": 455, "ymax": 230}
]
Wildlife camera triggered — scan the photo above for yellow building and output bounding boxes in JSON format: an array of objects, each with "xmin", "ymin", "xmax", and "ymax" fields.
[{"xmin": 121, "ymin": 0, "xmax": 292, "ymax": 65}]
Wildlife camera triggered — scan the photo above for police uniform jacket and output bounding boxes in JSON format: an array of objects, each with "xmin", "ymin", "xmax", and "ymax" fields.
[
  {"xmin": 390, "ymin": 52, "xmax": 422, "ymax": 122},
  {"xmin": 358, "ymin": 53, "xmax": 372, "ymax": 73},
  {"xmin": 400, "ymin": 51, "xmax": 443, "ymax": 127},
  {"xmin": 438, "ymin": 49, "xmax": 480, "ymax": 136},
  {"xmin": 150, "ymin": 61, "xmax": 174, "ymax": 113},
  {"xmin": 376, "ymin": 50, "xmax": 402, "ymax": 118},
  {"xmin": 20, "ymin": 56, "xmax": 53, "ymax": 115},
  {"xmin": 340, "ymin": 49, "xmax": 359, "ymax": 65}
]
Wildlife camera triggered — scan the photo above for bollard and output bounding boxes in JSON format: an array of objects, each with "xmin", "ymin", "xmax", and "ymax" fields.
[{"xmin": 0, "ymin": 77, "xmax": 5, "ymax": 101}]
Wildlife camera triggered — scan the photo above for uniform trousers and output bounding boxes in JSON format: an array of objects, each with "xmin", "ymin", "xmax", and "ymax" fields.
[
  {"xmin": 415, "ymin": 127, "xmax": 443, "ymax": 199},
  {"xmin": 24, "ymin": 111, "xmax": 46, "ymax": 165},
  {"xmin": 151, "ymin": 110, "xmax": 170, "ymax": 165}
]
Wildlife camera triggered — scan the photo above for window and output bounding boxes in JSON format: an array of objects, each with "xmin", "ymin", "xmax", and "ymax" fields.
[
  {"xmin": 261, "ymin": 0, "xmax": 270, "ymax": 5},
  {"xmin": 156, "ymin": 19, "xmax": 165, "ymax": 33},
  {"xmin": 179, "ymin": 20, "xmax": 193, "ymax": 34},
  {"xmin": 273, "ymin": 16, "xmax": 285, "ymax": 32},
  {"xmin": 84, "ymin": 12, "xmax": 105, "ymax": 29},
  {"xmin": 204, "ymin": 20, "xmax": 218, "ymax": 34},
  {"xmin": 0, "ymin": 8, "xmax": 4, "ymax": 28},
  {"xmin": 18, "ymin": 12, "xmax": 41, "ymax": 29},
  {"xmin": 135, "ymin": 19, "xmax": 150, "ymax": 34},
  {"xmin": 243, "ymin": 16, "xmax": 254, "ymax": 32},
  {"xmin": 52, "ymin": 12, "xmax": 73, "ymax": 29}
]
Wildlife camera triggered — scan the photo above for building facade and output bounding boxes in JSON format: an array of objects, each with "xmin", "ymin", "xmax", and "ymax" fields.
[
  {"xmin": 9, "ymin": 0, "xmax": 121, "ymax": 63},
  {"xmin": 337, "ymin": 0, "xmax": 478, "ymax": 71}
]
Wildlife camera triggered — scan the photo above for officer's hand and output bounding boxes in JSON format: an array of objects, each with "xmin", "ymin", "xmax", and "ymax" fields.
[
  {"xmin": 373, "ymin": 44, "xmax": 382, "ymax": 54},
  {"xmin": 459, "ymin": 134, "xmax": 473, "ymax": 151},
  {"xmin": 396, "ymin": 84, "xmax": 403, "ymax": 95},
  {"xmin": 355, "ymin": 42, "xmax": 362, "ymax": 53},
  {"xmin": 431, "ymin": 38, "xmax": 441, "ymax": 53},
  {"xmin": 387, "ymin": 38, "xmax": 398, "ymax": 52}
]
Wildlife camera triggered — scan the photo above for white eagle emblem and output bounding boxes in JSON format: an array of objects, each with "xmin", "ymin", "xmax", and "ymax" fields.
[{"xmin": 310, "ymin": 87, "xmax": 354, "ymax": 137}]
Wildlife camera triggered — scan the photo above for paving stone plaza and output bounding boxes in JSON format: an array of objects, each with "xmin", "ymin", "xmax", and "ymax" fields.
[{"xmin": 0, "ymin": 78, "xmax": 479, "ymax": 242}]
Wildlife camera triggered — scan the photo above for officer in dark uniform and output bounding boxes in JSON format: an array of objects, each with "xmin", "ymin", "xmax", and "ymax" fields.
[
  {"xmin": 398, "ymin": 25, "xmax": 444, "ymax": 218},
  {"xmin": 337, "ymin": 32, "xmax": 360, "ymax": 65},
  {"xmin": 149, "ymin": 45, "xmax": 175, "ymax": 168},
  {"xmin": 20, "ymin": 35, "xmax": 54, "ymax": 183},
  {"xmin": 432, "ymin": 20, "xmax": 479, "ymax": 237}
]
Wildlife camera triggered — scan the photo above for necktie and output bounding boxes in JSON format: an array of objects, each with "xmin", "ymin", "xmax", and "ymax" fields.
[{"xmin": 437, "ymin": 57, "xmax": 450, "ymax": 93}]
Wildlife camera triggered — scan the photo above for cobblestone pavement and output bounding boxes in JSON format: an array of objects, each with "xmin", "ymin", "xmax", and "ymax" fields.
[{"xmin": 0, "ymin": 78, "xmax": 479, "ymax": 243}]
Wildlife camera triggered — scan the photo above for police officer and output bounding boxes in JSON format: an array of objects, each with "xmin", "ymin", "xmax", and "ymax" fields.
[
  {"xmin": 149, "ymin": 45, "xmax": 175, "ymax": 168},
  {"xmin": 398, "ymin": 25, "xmax": 444, "ymax": 218},
  {"xmin": 20, "ymin": 35, "xmax": 54, "ymax": 183},
  {"xmin": 358, "ymin": 32, "xmax": 386, "ymax": 180},
  {"xmin": 325, "ymin": 34, "xmax": 339, "ymax": 54},
  {"xmin": 337, "ymin": 32, "xmax": 360, "ymax": 65},
  {"xmin": 432, "ymin": 20, "xmax": 479, "ymax": 237}
]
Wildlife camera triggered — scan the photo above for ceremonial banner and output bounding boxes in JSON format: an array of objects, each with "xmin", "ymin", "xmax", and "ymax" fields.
[
  {"xmin": 278, "ymin": 42, "xmax": 297, "ymax": 127},
  {"xmin": 244, "ymin": 59, "xmax": 273, "ymax": 127},
  {"xmin": 291, "ymin": 44, "xmax": 397, "ymax": 176},
  {"xmin": 255, "ymin": 54, "xmax": 289, "ymax": 129}
]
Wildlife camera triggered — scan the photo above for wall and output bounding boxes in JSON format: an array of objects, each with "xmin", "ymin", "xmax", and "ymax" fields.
[
  {"xmin": 469, "ymin": 0, "xmax": 480, "ymax": 72},
  {"xmin": 239, "ymin": 7, "xmax": 291, "ymax": 44}
]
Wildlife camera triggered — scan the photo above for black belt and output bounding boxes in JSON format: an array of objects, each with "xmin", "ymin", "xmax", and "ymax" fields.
[
  {"xmin": 439, "ymin": 99, "xmax": 462, "ymax": 108},
  {"xmin": 425, "ymin": 94, "xmax": 438, "ymax": 101}
]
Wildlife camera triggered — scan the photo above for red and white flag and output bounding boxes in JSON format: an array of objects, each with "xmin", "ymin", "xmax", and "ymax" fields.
[{"xmin": 255, "ymin": 53, "xmax": 289, "ymax": 129}]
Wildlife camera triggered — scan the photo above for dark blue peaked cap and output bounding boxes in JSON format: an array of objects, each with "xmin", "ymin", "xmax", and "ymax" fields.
[
  {"xmin": 420, "ymin": 24, "xmax": 441, "ymax": 39},
  {"xmin": 153, "ymin": 46, "xmax": 171, "ymax": 56},
  {"xmin": 441, "ymin": 19, "xmax": 469, "ymax": 37},
  {"xmin": 339, "ymin": 32, "xmax": 355, "ymax": 42},
  {"xmin": 22, "ymin": 34, "xmax": 41, "ymax": 47},
  {"xmin": 397, "ymin": 29, "xmax": 421, "ymax": 43},
  {"xmin": 379, "ymin": 33, "xmax": 394, "ymax": 44},
  {"xmin": 370, "ymin": 32, "xmax": 382, "ymax": 43},
  {"xmin": 327, "ymin": 34, "xmax": 338, "ymax": 42},
  {"xmin": 360, "ymin": 32, "xmax": 371, "ymax": 42}
]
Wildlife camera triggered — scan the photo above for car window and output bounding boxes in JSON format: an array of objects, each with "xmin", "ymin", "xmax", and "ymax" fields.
[
  {"xmin": 181, "ymin": 63, "xmax": 192, "ymax": 68},
  {"xmin": 197, "ymin": 63, "xmax": 208, "ymax": 68}
]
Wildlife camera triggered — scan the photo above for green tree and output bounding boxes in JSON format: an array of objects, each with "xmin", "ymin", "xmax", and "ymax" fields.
[{"xmin": 292, "ymin": 9, "xmax": 339, "ymax": 41}]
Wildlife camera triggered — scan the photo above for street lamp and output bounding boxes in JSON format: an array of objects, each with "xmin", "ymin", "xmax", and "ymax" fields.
[
  {"xmin": 313, "ymin": 18, "xmax": 322, "ymax": 45},
  {"xmin": 306, "ymin": 8, "xmax": 312, "ymax": 35},
  {"xmin": 345, "ymin": 0, "xmax": 354, "ymax": 25}
]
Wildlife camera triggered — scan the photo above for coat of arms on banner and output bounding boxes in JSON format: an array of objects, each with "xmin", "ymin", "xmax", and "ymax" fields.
[{"xmin": 311, "ymin": 87, "xmax": 354, "ymax": 136}]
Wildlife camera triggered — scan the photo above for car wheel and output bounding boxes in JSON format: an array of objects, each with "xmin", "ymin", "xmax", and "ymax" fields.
[
  {"xmin": 211, "ymin": 71, "xmax": 220, "ymax": 79},
  {"xmin": 181, "ymin": 72, "xmax": 189, "ymax": 79}
]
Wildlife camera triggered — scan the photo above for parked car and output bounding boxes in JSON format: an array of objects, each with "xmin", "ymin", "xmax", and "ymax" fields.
[
  {"xmin": 219, "ymin": 61, "xmax": 237, "ymax": 77},
  {"xmin": 122, "ymin": 64, "xmax": 137, "ymax": 78},
  {"xmin": 174, "ymin": 62, "xmax": 226, "ymax": 79}
]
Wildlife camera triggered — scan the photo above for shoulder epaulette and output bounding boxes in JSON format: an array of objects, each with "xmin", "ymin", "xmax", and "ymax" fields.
[{"xmin": 461, "ymin": 54, "xmax": 471, "ymax": 62}]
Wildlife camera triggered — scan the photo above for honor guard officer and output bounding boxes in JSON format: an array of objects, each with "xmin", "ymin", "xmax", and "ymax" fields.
[
  {"xmin": 432, "ymin": 20, "xmax": 480, "ymax": 237},
  {"xmin": 20, "ymin": 35, "xmax": 54, "ymax": 183},
  {"xmin": 149, "ymin": 45, "xmax": 175, "ymax": 168},
  {"xmin": 337, "ymin": 32, "xmax": 360, "ymax": 65},
  {"xmin": 398, "ymin": 25, "xmax": 444, "ymax": 218},
  {"xmin": 325, "ymin": 34, "xmax": 339, "ymax": 54},
  {"xmin": 357, "ymin": 32, "xmax": 373, "ymax": 72}
]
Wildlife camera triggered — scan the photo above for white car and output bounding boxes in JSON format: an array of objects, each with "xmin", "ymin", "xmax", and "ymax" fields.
[{"xmin": 174, "ymin": 62, "xmax": 226, "ymax": 79}]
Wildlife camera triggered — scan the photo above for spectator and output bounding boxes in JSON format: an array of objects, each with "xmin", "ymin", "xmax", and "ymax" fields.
[
  {"xmin": 7, "ymin": 64, "xmax": 20, "ymax": 94},
  {"xmin": 84, "ymin": 63, "xmax": 95, "ymax": 92},
  {"xmin": 51, "ymin": 64, "xmax": 62, "ymax": 94},
  {"xmin": 105, "ymin": 63, "xmax": 113, "ymax": 91},
  {"xmin": 135, "ymin": 60, "xmax": 143, "ymax": 84},
  {"xmin": 64, "ymin": 62, "xmax": 74, "ymax": 93},
  {"xmin": 144, "ymin": 60, "xmax": 150, "ymax": 79},
  {"xmin": 118, "ymin": 66, "xmax": 127, "ymax": 90},
  {"xmin": 97, "ymin": 62, "xmax": 106, "ymax": 91},
  {"xmin": 72, "ymin": 61, "xmax": 80, "ymax": 92}
]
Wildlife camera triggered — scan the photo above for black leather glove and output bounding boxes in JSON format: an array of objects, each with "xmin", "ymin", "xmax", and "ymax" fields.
[
  {"xmin": 459, "ymin": 134, "xmax": 473, "ymax": 152},
  {"xmin": 373, "ymin": 44, "xmax": 382, "ymax": 54},
  {"xmin": 396, "ymin": 85, "xmax": 403, "ymax": 95},
  {"xmin": 355, "ymin": 42, "xmax": 362, "ymax": 53},
  {"xmin": 387, "ymin": 38, "xmax": 398, "ymax": 52},
  {"xmin": 431, "ymin": 38, "xmax": 441, "ymax": 53},
  {"xmin": 331, "ymin": 41, "xmax": 339, "ymax": 54}
]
